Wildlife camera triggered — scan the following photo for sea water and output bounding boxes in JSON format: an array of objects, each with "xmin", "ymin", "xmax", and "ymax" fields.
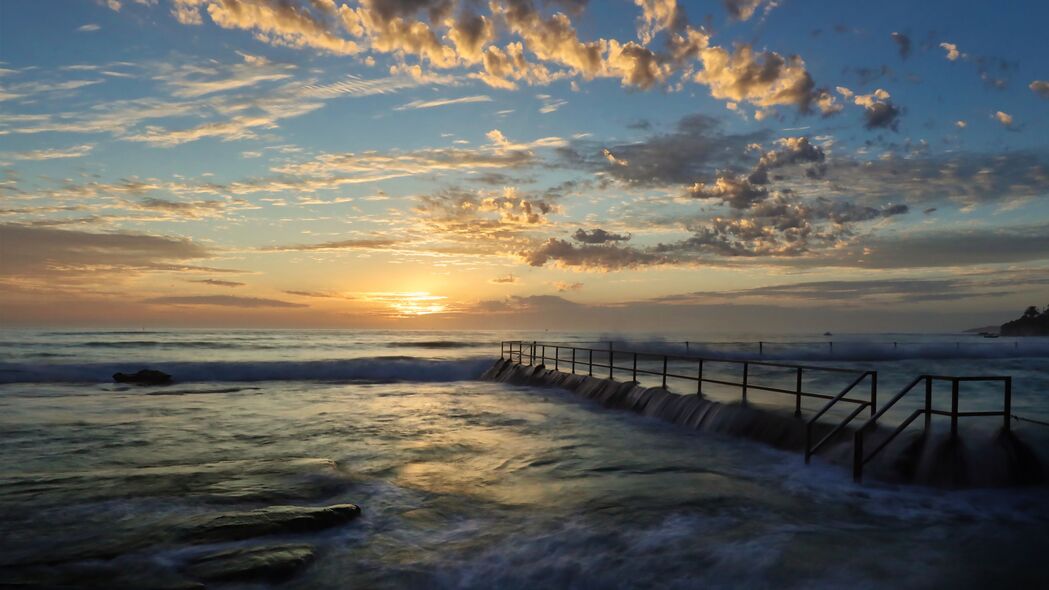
[{"xmin": 1, "ymin": 330, "xmax": 1047, "ymax": 588}]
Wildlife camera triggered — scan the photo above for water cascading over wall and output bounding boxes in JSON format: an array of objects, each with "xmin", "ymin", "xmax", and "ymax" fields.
[{"xmin": 482, "ymin": 359, "xmax": 1045, "ymax": 487}]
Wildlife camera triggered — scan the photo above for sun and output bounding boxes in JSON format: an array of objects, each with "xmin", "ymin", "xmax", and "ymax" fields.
[{"xmin": 360, "ymin": 291, "xmax": 450, "ymax": 317}]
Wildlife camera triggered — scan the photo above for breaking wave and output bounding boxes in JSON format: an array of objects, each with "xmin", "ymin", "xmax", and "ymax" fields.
[{"xmin": 0, "ymin": 356, "xmax": 493, "ymax": 384}]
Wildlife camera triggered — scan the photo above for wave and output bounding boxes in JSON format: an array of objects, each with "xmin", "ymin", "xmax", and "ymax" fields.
[
  {"xmin": 537, "ymin": 339, "xmax": 1049, "ymax": 362},
  {"xmin": 0, "ymin": 356, "xmax": 493, "ymax": 384},
  {"xmin": 386, "ymin": 340, "xmax": 492, "ymax": 349}
]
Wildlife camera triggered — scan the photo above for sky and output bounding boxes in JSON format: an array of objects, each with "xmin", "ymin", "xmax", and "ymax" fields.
[{"xmin": 1, "ymin": 0, "xmax": 1047, "ymax": 332}]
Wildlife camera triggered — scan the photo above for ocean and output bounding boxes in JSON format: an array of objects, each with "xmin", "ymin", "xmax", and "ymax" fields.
[{"xmin": 1, "ymin": 329, "xmax": 1048, "ymax": 588}]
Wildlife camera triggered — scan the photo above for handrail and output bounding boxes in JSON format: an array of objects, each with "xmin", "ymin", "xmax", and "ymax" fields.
[
  {"xmin": 500, "ymin": 340, "xmax": 1015, "ymax": 485},
  {"xmin": 500, "ymin": 340, "xmax": 867, "ymax": 374},
  {"xmin": 851, "ymin": 375, "xmax": 1013, "ymax": 482},
  {"xmin": 500, "ymin": 340, "xmax": 875, "ymax": 418},
  {"xmin": 804, "ymin": 371, "xmax": 875, "ymax": 463}
]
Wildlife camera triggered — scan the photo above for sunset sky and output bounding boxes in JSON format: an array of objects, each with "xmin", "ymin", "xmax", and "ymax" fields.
[{"xmin": 1, "ymin": 0, "xmax": 1047, "ymax": 331}]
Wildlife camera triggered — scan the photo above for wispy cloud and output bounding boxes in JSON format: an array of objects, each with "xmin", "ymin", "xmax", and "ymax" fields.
[
  {"xmin": 8, "ymin": 143, "xmax": 94, "ymax": 160},
  {"xmin": 394, "ymin": 95, "xmax": 493, "ymax": 111}
]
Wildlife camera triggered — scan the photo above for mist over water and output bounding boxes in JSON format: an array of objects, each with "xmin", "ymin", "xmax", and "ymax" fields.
[{"xmin": 1, "ymin": 330, "xmax": 1048, "ymax": 588}]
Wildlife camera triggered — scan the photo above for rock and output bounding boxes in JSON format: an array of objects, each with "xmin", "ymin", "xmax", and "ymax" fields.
[
  {"xmin": 182, "ymin": 504, "xmax": 361, "ymax": 543},
  {"xmin": 113, "ymin": 369, "xmax": 172, "ymax": 385},
  {"xmin": 183, "ymin": 544, "xmax": 314, "ymax": 582}
]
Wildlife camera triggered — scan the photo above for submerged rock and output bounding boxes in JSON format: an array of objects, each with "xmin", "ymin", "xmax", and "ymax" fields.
[
  {"xmin": 113, "ymin": 369, "xmax": 172, "ymax": 385},
  {"xmin": 183, "ymin": 543, "xmax": 315, "ymax": 582},
  {"xmin": 182, "ymin": 503, "xmax": 361, "ymax": 543}
]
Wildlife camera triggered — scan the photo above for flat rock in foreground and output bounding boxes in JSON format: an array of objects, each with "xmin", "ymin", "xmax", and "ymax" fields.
[{"xmin": 182, "ymin": 504, "xmax": 361, "ymax": 543}]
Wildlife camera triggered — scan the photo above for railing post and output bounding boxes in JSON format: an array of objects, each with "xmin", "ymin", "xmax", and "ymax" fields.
[
  {"xmin": 532, "ymin": 341, "xmax": 536, "ymax": 365},
  {"xmin": 685, "ymin": 341, "xmax": 689, "ymax": 353},
  {"xmin": 571, "ymin": 348, "xmax": 576, "ymax": 374},
  {"xmin": 500, "ymin": 342, "xmax": 504, "ymax": 359},
  {"xmin": 662, "ymin": 355, "xmax": 668, "ymax": 388},
  {"xmin": 697, "ymin": 359, "xmax": 703, "ymax": 396},
  {"xmin": 794, "ymin": 367, "xmax": 802, "ymax": 417},
  {"xmin": 741, "ymin": 362, "xmax": 749, "ymax": 404},
  {"xmin": 759, "ymin": 341, "xmax": 763, "ymax": 356},
  {"xmin": 853, "ymin": 431, "xmax": 864, "ymax": 482},
  {"xmin": 1004, "ymin": 377, "xmax": 1012, "ymax": 432},
  {"xmin": 588, "ymin": 349, "xmax": 593, "ymax": 376},
  {"xmin": 608, "ymin": 342, "xmax": 614, "ymax": 380},
  {"xmin": 632, "ymin": 352, "xmax": 637, "ymax": 382},
  {"xmin": 541, "ymin": 345, "xmax": 546, "ymax": 366},
  {"xmin": 924, "ymin": 376, "xmax": 932, "ymax": 433},
  {"xmin": 950, "ymin": 378, "xmax": 960, "ymax": 439},
  {"xmin": 554, "ymin": 346, "xmax": 558, "ymax": 371},
  {"xmin": 870, "ymin": 371, "xmax": 877, "ymax": 416}
]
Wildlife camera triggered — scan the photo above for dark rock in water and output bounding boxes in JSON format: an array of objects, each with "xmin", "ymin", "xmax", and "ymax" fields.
[
  {"xmin": 183, "ymin": 544, "xmax": 314, "ymax": 582},
  {"xmin": 182, "ymin": 503, "xmax": 361, "ymax": 543},
  {"xmin": 113, "ymin": 369, "xmax": 172, "ymax": 385}
]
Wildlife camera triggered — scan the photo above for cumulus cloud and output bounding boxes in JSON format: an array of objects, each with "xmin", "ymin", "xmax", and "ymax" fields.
[
  {"xmin": 78, "ymin": 23, "xmax": 101, "ymax": 32},
  {"xmin": 853, "ymin": 88, "xmax": 901, "ymax": 130},
  {"xmin": 156, "ymin": 0, "xmax": 821, "ymax": 115},
  {"xmin": 688, "ymin": 175, "xmax": 768, "ymax": 209},
  {"xmin": 940, "ymin": 42, "xmax": 961, "ymax": 61},
  {"xmin": 172, "ymin": 0, "xmax": 360, "ymax": 55},
  {"xmin": 573, "ymin": 228, "xmax": 631, "ymax": 243},
  {"xmin": 694, "ymin": 43, "xmax": 817, "ymax": 112},
  {"xmin": 1032, "ymin": 80, "xmax": 1049, "ymax": 99},
  {"xmin": 993, "ymin": 110, "xmax": 1014, "ymax": 128},
  {"xmin": 522, "ymin": 238, "xmax": 663, "ymax": 270}
]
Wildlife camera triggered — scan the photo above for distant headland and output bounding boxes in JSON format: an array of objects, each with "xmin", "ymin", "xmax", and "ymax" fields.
[{"xmin": 999, "ymin": 306, "xmax": 1049, "ymax": 336}]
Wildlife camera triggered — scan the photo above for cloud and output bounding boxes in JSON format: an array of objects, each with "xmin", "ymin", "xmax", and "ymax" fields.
[
  {"xmin": 723, "ymin": 0, "xmax": 774, "ymax": 21},
  {"xmin": 142, "ymin": 295, "xmax": 307, "ymax": 307},
  {"xmin": 490, "ymin": 274, "xmax": 520, "ymax": 284},
  {"xmin": 694, "ymin": 43, "xmax": 818, "ymax": 112},
  {"xmin": 553, "ymin": 281, "xmax": 583, "ymax": 292},
  {"xmin": 808, "ymin": 224, "xmax": 1049, "ymax": 269},
  {"xmin": 78, "ymin": 23, "xmax": 101, "ymax": 32},
  {"xmin": 657, "ymin": 269, "xmax": 1049, "ymax": 306},
  {"xmin": 157, "ymin": 1, "xmax": 822, "ymax": 116},
  {"xmin": 573, "ymin": 228, "xmax": 631, "ymax": 244},
  {"xmin": 688, "ymin": 175, "xmax": 768, "ymax": 209},
  {"xmin": 558, "ymin": 113, "xmax": 767, "ymax": 186},
  {"xmin": 853, "ymin": 88, "xmax": 901, "ymax": 130},
  {"xmin": 173, "ymin": 0, "xmax": 360, "ymax": 55},
  {"xmin": 0, "ymin": 223, "xmax": 219, "ymax": 284},
  {"xmin": 940, "ymin": 42, "xmax": 961, "ymax": 61},
  {"xmin": 8, "ymin": 144, "xmax": 95, "ymax": 161},
  {"xmin": 394, "ymin": 94, "xmax": 492, "ymax": 110},
  {"xmin": 890, "ymin": 32, "xmax": 910, "ymax": 59},
  {"xmin": 189, "ymin": 278, "xmax": 246, "ymax": 287},
  {"xmin": 1032, "ymin": 80, "xmax": 1049, "ymax": 99},
  {"xmin": 522, "ymin": 238, "xmax": 664, "ymax": 270},
  {"xmin": 993, "ymin": 110, "xmax": 1014, "ymax": 128},
  {"xmin": 263, "ymin": 238, "xmax": 398, "ymax": 251}
]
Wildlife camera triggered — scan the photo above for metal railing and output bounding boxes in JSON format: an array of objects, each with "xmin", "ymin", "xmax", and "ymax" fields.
[
  {"xmin": 500, "ymin": 340, "xmax": 877, "ymax": 419},
  {"xmin": 851, "ymin": 375, "xmax": 1012, "ymax": 482}
]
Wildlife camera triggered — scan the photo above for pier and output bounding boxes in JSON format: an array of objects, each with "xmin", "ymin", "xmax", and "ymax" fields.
[{"xmin": 499, "ymin": 341, "xmax": 1016, "ymax": 483}]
